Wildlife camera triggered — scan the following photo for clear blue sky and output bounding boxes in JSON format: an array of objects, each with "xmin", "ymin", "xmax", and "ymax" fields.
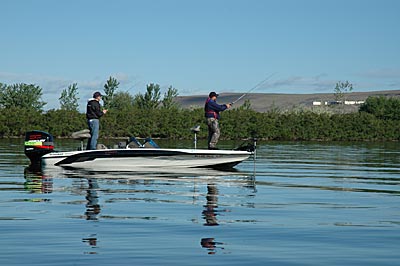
[{"xmin": 1, "ymin": 0, "xmax": 399, "ymax": 110}]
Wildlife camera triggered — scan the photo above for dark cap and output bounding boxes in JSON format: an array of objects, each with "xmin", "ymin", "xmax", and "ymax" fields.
[
  {"xmin": 93, "ymin": 91, "xmax": 102, "ymax": 98},
  {"xmin": 209, "ymin": 92, "xmax": 219, "ymax": 98}
]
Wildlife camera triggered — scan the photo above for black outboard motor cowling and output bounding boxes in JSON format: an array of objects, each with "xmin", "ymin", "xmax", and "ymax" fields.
[{"xmin": 24, "ymin": 131, "xmax": 54, "ymax": 167}]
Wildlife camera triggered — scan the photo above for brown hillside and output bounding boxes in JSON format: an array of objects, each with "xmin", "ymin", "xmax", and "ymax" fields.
[{"xmin": 175, "ymin": 90, "xmax": 400, "ymax": 113}]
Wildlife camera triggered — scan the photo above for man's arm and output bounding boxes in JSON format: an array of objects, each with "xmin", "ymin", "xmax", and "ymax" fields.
[
  {"xmin": 208, "ymin": 101, "xmax": 229, "ymax": 112},
  {"xmin": 93, "ymin": 102, "xmax": 104, "ymax": 118}
]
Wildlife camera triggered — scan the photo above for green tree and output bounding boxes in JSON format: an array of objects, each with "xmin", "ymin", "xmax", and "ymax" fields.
[
  {"xmin": 237, "ymin": 99, "xmax": 252, "ymax": 110},
  {"xmin": 44, "ymin": 109, "xmax": 86, "ymax": 137},
  {"xmin": 103, "ymin": 76, "xmax": 120, "ymax": 109},
  {"xmin": 59, "ymin": 83, "xmax": 80, "ymax": 111},
  {"xmin": 112, "ymin": 91, "xmax": 135, "ymax": 111},
  {"xmin": 0, "ymin": 83, "xmax": 46, "ymax": 111},
  {"xmin": 0, "ymin": 106, "xmax": 45, "ymax": 136},
  {"xmin": 161, "ymin": 86, "xmax": 179, "ymax": 109},
  {"xmin": 334, "ymin": 80, "xmax": 353, "ymax": 104},
  {"xmin": 134, "ymin": 83, "xmax": 161, "ymax": 109}
]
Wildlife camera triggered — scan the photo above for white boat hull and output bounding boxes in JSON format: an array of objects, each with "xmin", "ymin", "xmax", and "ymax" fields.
[
  {"xmin": 42, "ymin": 148, "xmax": 251, "ymax": 171},
  {"xmin": 24, "ymin": 130, "xmax": 254, "ymax": 172}
]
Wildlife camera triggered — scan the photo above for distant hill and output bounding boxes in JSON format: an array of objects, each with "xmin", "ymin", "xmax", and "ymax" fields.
[{"xmin": 175, "ymin": 90, "xmax": 400, "ymax": 113}]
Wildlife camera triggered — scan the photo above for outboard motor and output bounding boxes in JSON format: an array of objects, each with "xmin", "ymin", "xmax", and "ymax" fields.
[{"xmin": 24, "ymin": 131, "xmax": 54, "ymax": 167}]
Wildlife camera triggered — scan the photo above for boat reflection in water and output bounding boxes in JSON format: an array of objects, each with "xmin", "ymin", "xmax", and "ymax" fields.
[
  {"xmin": 27, "ymin": 165, "xmax": 255, "ymax": 256},
  {"xmin": 41, "ymin": 164, "xmax": 251, "ymax": 182},
  {"xmin": 24, "ymin": 167, "xmax": 53, "ymax": 195}
]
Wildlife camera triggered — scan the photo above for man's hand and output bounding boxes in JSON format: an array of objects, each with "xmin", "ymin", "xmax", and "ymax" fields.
[
  {"xmin": 103, "ymin": 109, "xmax": 108, "ymax": 114},
  {"xmin": 226, "ymin": 103, "xmax": 232, "ymax": 109}
]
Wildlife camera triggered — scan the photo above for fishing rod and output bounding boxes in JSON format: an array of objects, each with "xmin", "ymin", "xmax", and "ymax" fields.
[{"xmin": 231, "ymin": 73, "xmax": 276, "ymax": 105}]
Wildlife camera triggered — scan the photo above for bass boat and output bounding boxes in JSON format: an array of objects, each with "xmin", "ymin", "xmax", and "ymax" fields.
[{"xmin": 24, "ymin": 130, "xmax": 255, "ymax": 172}]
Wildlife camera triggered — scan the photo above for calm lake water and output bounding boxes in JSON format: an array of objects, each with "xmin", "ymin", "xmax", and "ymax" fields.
[{"xmin": 0, "ymin": 138, "xmax": 399, "ymax": 265}]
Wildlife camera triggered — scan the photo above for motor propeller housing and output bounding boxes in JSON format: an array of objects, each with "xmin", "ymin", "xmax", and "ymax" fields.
[{"xmin": 24, "ymin": 130, "xmax": 54, "ymax": 167}]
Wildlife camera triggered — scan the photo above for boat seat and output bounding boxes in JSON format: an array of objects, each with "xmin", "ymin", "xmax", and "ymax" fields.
[
  {"xmin": 127, "ymin": 141, "xmax": 141, "ymax": 148},
  {"xmin": 190, "ymin": 125, "xmax": 200, "ymax": 133},
  {"xmin": 71, "ymin": 129, "xmax": 91, "ymax": 151},
  {"xmin": 127, "ymin": 137, "xmax": 143, "ymax": 148},
  {"xmin": 71, "ymin": 129, "xmax": 91, "ymax": 140},
  {"xmin": 143, "ymin": 138, "xmax": 160, "ymax": 148}
]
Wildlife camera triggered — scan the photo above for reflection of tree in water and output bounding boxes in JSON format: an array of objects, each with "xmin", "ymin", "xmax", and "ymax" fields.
[
  {"xmin": 85, "ymin": 179, "xmax": 101, "ymax": 220},
  {"xmin": 202, "ymin": 183, "xmax": 219, "ymax": 226}
]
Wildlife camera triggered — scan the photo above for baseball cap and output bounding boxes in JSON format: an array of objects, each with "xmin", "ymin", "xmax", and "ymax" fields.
[
  {"xmin": 209, "ymin": 92, "xmax": 219, "ymax": 98},
  {"xmin": 93, "ymin": 91, "xmax": 103, "ymax": 98}
]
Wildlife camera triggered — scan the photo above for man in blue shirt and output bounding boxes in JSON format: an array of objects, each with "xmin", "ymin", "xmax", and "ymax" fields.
[{"xmin": 204, "ymin": 92, "xmax": 231, "ymax": 149}]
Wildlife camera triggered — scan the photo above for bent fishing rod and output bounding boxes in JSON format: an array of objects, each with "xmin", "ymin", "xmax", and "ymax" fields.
[{"xmin": 231, "ymin": 73, "xmax": 276, "ymax": 105}]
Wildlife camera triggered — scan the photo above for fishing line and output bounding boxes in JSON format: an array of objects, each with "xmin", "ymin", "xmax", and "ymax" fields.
[{"xmin": 231, "ymin": 72, "xmax": 276, "ymax": 105}]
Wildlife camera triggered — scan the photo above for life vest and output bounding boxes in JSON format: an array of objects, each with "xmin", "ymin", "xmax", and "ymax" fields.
[{"xmin": 204, "ymin": 98, "xmax": 218, "ymax": 119}]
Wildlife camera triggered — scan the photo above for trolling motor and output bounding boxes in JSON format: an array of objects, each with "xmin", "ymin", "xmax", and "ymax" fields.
[
  {"xmin": 24, "ymin": 131, "xmax": 55, "ymax": 167},
  {"xmin": 235, "ymin": 137, "xmax": 257, "ymax": 154}
]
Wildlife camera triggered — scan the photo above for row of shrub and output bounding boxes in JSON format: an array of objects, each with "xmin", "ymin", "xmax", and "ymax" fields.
[{"xmin": 1, "ymin": 96, "xmax": 399, "ymax": 141}]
